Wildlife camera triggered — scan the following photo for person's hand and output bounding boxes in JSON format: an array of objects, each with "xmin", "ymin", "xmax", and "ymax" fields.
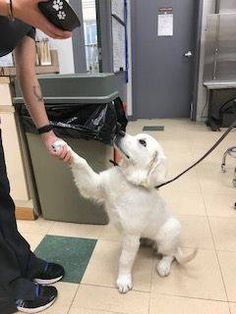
[
  {"xmin": 13, "ymin": 0, "xmax": 72, "ymax": 39},
  {"xmin": 41, "ymin": 131, "xmax": 73, "ymax": 164}
]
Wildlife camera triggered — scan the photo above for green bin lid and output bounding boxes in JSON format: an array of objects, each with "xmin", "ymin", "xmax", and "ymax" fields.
[{"xmin": 13, "ymin": 73, "xmax": 120, "ymax": 105}]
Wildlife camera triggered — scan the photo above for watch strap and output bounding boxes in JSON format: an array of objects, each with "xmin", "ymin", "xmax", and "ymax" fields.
[{"xmin": 37, "ymin": 124, "xmax": 53, "ymax": 135}]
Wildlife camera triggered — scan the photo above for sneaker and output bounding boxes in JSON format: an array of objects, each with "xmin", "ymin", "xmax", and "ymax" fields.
[
  {"xmin": 16, "ymin": 284, "xmax": 57, "ymax": 313},
  {"xmin": 34, "ymin": 263, "xmax": 65, "ymax": 285}
]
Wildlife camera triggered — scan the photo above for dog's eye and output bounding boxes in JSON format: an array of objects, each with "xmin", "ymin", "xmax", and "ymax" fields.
[{"xmin": 139, "ymin": 139, "xmax": 147, "ymax": 147}]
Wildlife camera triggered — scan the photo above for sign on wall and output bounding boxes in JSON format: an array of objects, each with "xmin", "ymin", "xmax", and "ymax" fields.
[{"xmin": 157, "ymin": 7, "xmax": 174, "ymax": 37}]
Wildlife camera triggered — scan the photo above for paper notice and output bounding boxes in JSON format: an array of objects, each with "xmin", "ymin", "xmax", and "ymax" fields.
[{"xmin": 158, "ymin": 14, "xmax": 173, "ymax": 36}]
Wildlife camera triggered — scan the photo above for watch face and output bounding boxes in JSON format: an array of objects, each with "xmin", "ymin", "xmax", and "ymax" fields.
[{"xmin": 38, "ymin": 0, "xmax": 81, "ymax": 31}]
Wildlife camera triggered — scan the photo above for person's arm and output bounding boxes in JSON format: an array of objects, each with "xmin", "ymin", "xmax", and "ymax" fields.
[
  {"xmin": 0, "ymin": 0, "xmax": 7, "ymax": 16},
  {"xmin": 0, "ymin": 0, "xmax": 71, "ymax": 39},
  {"xmin": 14, "ymin": 36, "xmax": 72, "ymax": 163}
]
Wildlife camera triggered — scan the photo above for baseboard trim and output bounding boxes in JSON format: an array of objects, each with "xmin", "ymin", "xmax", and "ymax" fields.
[{"xmin": 16, "ymin": 206, "xmax": 37, "ymax": 220}]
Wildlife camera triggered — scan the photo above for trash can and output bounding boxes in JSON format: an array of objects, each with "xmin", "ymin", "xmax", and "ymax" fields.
[{"xmin": 13, "ymin": 74, "xmax": 128, "ymax": 225}]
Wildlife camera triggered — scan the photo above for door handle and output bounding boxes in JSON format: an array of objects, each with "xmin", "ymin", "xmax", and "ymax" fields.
[{"xmin": 184, "ymin": 50, "xmax": 193, "ymax": 58}]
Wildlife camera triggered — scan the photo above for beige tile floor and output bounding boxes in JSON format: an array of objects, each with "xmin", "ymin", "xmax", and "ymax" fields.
[{"xmin": 16, "ymin": 119, "xmax": 235, "ymax": 314}]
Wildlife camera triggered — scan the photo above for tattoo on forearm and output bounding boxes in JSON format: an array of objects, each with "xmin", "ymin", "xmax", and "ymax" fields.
[
  {"xmin": 33, "ymin": 85, "xmax": 44, "ymax": 102},
  {"xmin": 26, "ymin": 103, "xmax": 32, "ymax": 110}
]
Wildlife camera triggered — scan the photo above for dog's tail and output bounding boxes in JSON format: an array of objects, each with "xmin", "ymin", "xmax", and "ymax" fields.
[{"xmin": 175, "ymin": 247, "xmax": 198, "ymax": 264}]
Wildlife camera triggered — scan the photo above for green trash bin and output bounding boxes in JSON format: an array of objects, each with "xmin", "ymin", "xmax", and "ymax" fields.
[{"xmin": 13, "ymin": 73, "xmax": 127, "ymax": 225}]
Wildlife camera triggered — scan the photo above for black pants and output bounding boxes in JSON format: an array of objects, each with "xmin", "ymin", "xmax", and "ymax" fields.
[{"xmin": 0, "ymin": 130, "xmax": 45, "ymax": 313}]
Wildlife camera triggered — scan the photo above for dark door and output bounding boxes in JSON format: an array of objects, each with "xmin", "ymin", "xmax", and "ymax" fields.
[{"xmin": 131, "ymin": 0, "xmax": 199, "ymax": 118}]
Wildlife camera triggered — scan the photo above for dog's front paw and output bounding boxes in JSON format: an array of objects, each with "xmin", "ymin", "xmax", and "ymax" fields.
[
  {"xmin": 71, "ymin": 152, "xmax": 86, "ymax": 166},
  {"xmin": 156, "ymin": 260, "xmax": 171, "ymax": 277},
  {"xmin": 116, "ymin": 274, "xmax": 133, "ymax": 294}
]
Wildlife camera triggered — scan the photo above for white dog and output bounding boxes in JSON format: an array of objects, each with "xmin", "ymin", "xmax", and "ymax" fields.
[{"xmin": 66, "ymin": 133, "xmax": 197, "ymax": 293}]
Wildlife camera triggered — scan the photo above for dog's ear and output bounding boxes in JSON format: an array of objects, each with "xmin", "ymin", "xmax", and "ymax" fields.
[
  {"xmin": 145, "ymin": 151, "xmax": 167, "ymax": 188},
  {"xmin": 121, "ymin": 149, "xmax": 167, "ymax": 189}
]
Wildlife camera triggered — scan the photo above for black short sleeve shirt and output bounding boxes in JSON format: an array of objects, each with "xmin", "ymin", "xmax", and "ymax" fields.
[{"xmin": 0, "ymin": 17, "xmax": 35, "ymax": 57}]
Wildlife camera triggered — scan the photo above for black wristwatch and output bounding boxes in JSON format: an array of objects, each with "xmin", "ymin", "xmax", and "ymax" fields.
[{"xmin": 37, "ymin": 124, "xmax": 53, "ymax": 135}]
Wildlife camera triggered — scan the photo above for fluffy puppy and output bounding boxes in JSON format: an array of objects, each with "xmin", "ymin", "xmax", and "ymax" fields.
[{"xmin": 69, "ymin": 133, "xmax": 197, "ymax": 293}]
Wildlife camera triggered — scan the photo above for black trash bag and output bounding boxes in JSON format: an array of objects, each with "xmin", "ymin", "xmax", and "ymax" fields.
[{"xmin": 19, "ymin": 97, "xmax": 128, "ymax": 145}]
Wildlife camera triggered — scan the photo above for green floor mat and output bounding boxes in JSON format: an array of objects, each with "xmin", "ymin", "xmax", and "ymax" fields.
[
  {"xmin": 34, "ymin": 235, "xmax": 97, "ymax": 283},
  {"xmin": 143, "ymin": 126, "xmax": 165, "ymax": 131}
]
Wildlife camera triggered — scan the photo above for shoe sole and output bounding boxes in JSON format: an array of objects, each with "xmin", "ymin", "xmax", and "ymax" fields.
[
  {"xmin": 34, "ymin": 275, "xmax": 63, "ymax": 286},
  {"xmin": 17, "ymin": 297, "xmax": 56, "ymax": 313}
]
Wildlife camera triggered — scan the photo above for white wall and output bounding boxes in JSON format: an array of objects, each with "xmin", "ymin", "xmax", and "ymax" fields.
[
  {"xmin": 37, "ymin": 25, "xmax": 75, "ymax": 74},
  {"xmin": 53, "ymin": 0, "xmax": 75, "ymax": 74},
  {"xmin": 196, "ymin": 0, "xmax": 215, "ymax": 121},
  {"xmin": 82, "ymin": 0, "xmax": 96, "ymax": 21},
  {"xmin": 50, "ymin": 38, "xmax": 75, "ymax": 74}
]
